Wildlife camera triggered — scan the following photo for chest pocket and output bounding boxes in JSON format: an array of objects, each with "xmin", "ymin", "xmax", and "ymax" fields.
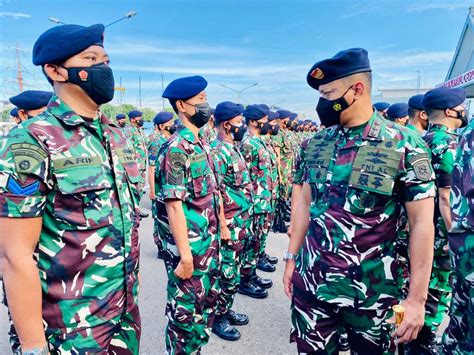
[
  {"xmin": 190, "ymin": 154, "xmax": 216, "ymax": 197},
  {"xmin": 231, "ymin": 159, "xmax": 245, "ymax": 187},
  {"xmin": 345, "ymin": 142, "xmax": 402, "ymax": 215},
  {"xmin": 52, "ymin": 160, "xmax": 113, "ymax": 230},
  {"xmin": 304, "ymin": 141, "xmax": 335, "ymax": 184}
]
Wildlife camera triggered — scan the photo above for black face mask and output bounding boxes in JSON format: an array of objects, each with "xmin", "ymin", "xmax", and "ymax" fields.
[
  {"xmin": 63, "ymin": 62, "xmax": 115, "ymax": 105},
  {"xmin": 137, "ymin": 119, "xmax": 144, "ymax": 127},
  {"xmin": 166, "ymin": 125, "xmax": 177, "ymax": 134},
  {"xmin": 270, "ymin": 124, "xmax": 280, "ymax": 135},
  {"xmin": 183, "ymin": 101, "xmax": 211, "ymax": 128},
  {"xmin": 450, "ymin": 109, "xmax": 468, "ymax": 128},
  {"xmin": 316, "ymin": 86, "xmax": 355, "ymax": 128},
  {"xmin": 228, "ymin": 123, "xmax": 247, "ymax": 141},
  {"xmin": 258, "ymin": 121, "xmax": 271, "ymax": 135},
  {"xmin": 118, "ymin": 121, "xmax": 126, "ymax": 128}
]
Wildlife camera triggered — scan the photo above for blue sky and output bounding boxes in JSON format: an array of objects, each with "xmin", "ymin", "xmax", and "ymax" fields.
[{"xmin": 0, "ymin": 0, "xmax": 472, "ymax": 117}]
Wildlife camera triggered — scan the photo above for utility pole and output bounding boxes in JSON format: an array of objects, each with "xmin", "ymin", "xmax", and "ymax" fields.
[
  {"xmin": 220, "ymin": 83, "xmax": 259, "ymax": 104},
  {"xmin": 138, "ymin": 76, "xmax": 142, "ymax": 109},
  {"xmin": 15, "ymin": 43, "xmax": 23, "ymax": 92}
]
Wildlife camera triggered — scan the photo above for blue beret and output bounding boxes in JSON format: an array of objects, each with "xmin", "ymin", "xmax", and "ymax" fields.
[
  {"xmin": 268, "ymin": 111, "xmax": 280, "ymax": 121},
  {"xmin": 386, "ymin": 103, "xmax": 409, "ymax": 121},
  {"xmin": 290, "ymin": 113, "xmax": 298, "ymax": 120},
  {"xmin": 10, "ymin": 107, "xmax": 18, "ymax": 117},
  {"xmin": 214, "ymin": 101, "xmax": 244, "ymax": 123},
  {"xmin": 373, "ymin": 102, "xmax": 391, "ymax": 111},
  {"xmin": 33, "ymin": 24, "xmax": 104, "ymax": 66},
  {"xmin": 128, "ymin": 110, "xmax": 142, "ymax": 119},
  {"xmin": 162, "ymin": 75, "xmax": 208, "ymax": 100},
  {"xmin": 307, "ymin": 48, "xmax": 371, "ymax": 90},
  {"xmin": 408, "ymin": 95, "xmax": 425, "ymax": 111},
  {"xmin": 153, "ymin": 111, "xmax": 174, "ymax": 125},
  {"xmin": 116, "ymin": 113, "xmax": 126, "ymax": 119},
  {"xmin": 422, "ymin": 87, "xmax": 466, "ymax": 110},
  {"xmin": 243, "ymin": 104, "xmax": 269, "ymax": 120},
  {"xmin": 9, "ymin": 90, "xmax": 53, "ymax": 110},
  {"xmin": 276, "ymin": 109, "xmax": 291, "ymax": 119}
]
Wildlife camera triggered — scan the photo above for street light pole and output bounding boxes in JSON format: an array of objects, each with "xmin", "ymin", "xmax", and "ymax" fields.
[
  {"xmin": 48, "ymin": 11, "xmax": 137, "ymax": 27},
  {"xmin": 220, "ymin": 83, "xmax": 258, "ymax": 104}
]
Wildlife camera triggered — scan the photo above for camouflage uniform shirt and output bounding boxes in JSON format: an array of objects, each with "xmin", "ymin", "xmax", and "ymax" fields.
[
  {"xmin": 0, "ymin": 96, "xmax": 142, "ymax": 331},
  {"xmin": 293, "ymin": 112, "xmax": 436, "ymax": 310}
]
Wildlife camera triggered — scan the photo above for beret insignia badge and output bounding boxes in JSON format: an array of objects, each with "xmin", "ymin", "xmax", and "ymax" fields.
[{"xmin": 310, "ymin": 68, "xmax": 324, "ymax": 79}]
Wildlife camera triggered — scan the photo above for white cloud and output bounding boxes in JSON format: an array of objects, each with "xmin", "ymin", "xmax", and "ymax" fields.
[
  {"xmin": 0, "ymin": 11, "xmax": 31, "ymax": 19},
  {"xmin": 113, "ymin": 63, "xmax": 307, "ymax": 77},
  {"xmin": 371, "ymin": 50, "xmax": 453, "ymax": 69},
  {"xmin": 107, "ymin": 40, "xmax": 248, "ymax": 56},
  {"xmin": 407, "ymin": 2, "xmax": 470, "ymax": 12}
]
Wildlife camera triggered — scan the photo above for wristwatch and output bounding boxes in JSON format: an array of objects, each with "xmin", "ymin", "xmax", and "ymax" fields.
[{"xmin": 283, "ymin": 251, "xmax": 297, "ymax": 262}]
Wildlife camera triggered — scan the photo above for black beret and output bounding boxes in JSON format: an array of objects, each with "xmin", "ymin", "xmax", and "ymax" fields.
[
  {"xmin": 162, "ymin": 75, "xmax": 208, "ymax": 100},
  {"xmin": 386, "ymin": 103, "xmax": 409, "ymax": 121},
  {"xmin": 408, "ymin": 94, "xmax": 425, "ymax": 111},
  {"xmin": 153, "ymin": 112, "xmax": 174, "ymax": 125},
  {"xmin": 307, "ymin": 48, "xmax": 371, "ymax": 90},
  {"xmin": 9, "ymin": 90, "xmax": 53, "ymax": 110},
  {"xmin": 243, "ymin": 104, "xmax": 269, "ymax": 120},
  {"xmin": 214, "ymin": 101, "xmax": 244, "ymax": 123},
  {"xmin": 422, "ymin": 87, "xmax": 466, "ymax": 110},
  {"xmin": 373, "ymin": 102, "xmax": 390, "ymax": 111},
  {"xmin": 33, "ymin": 24, "xmax": 105, "ymax": 66}
]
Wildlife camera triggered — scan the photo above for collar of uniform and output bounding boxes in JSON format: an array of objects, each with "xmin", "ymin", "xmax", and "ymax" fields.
[
  {"xmin": 47, "ymin": 94, "xmax": 89, "ymax": 126},
  {"xmin": 177, "ymin": 125, "xmax": 198, "ymax": 143},
  {"xmin": 322, "ymin": 111, "xmax": 382, "ymax": 141},
  {"xmin": 428, "ymin": 123, "xmax": 453, "ymax": 133},
  {"xmin": 100, "ymin": 114, "xmax": 117, "ymax": 128}
]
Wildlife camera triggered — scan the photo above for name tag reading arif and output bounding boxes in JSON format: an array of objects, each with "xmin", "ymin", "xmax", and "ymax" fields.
[{"xmin": 54, "ymin": 156, "xmax": 101, "ymax": 170}]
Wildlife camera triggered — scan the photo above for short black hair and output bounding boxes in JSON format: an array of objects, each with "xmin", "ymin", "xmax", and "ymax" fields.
[
  {"xmin": 408, "ymin": 107, "xmax": 420, "ymax": 119},
  {"xmin": 169, "ymin": 99, "xmax": 179, "ymax": 114},
  {"xmin": 425, "ymin": 107, "xmax": 444, "ymax": 120}
]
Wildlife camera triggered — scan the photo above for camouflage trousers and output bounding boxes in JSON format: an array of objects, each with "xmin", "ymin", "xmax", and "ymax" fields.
[
  {"xmin": 290, "ymin": 287, "xmax": 396, "ymax": 354},
  {"xmin": 425, "ymin": 266, "xmax": 451, "ymax": 331},
  {"xmin": 165, "ymin": 267, "xmax": 219, "ymax": 355},
  {"xmin": 216, "ymin": 212, "xmax": 252, "ymax": 316},
  {"xmin": 152, "ymin": 199, "xmax": 163, "ymax": 252},
  {"xmin": 255, "ymin": 212, "xmax": 271, "ymax": 256},
  {"xmin": 240, "ymin": 233, "xmax": 257, "ymax": 280},
  {"xmin": 442, "ymin": 233, "xmax": 474, "ymax": 354},
  {"xmin": 138, "ymin": 168, "xmax": 146, "ymax": 199}
]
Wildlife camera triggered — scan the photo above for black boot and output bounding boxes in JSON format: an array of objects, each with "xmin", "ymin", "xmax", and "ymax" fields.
[
  {"xmin": 257, "ymin": 255, "xmax": 276, "ymax": 272},
  {"xmin": 265, "ymin": 253, "xmax": 278, "ymax": 265},
  {"xmin": 139, "ymin": 211, "xmax": 149, "ymax": 218},
  {"xmin": 227, "ymin": 310, "xmax": 249, "ymax": 326},
  {"xmin": 252, "ymin": 272, "xmax": 273, "ymax": 289},
  {"xmin": 212, "ymin": 315, "xmax": 241, "ymax": 341},
  {"xmin": 238, "ymin": 278, "xmax": 268, "ymax": 299},
  {"xmin": 157, "ymin": 250, "xmax": 163, "ymax": 259}
]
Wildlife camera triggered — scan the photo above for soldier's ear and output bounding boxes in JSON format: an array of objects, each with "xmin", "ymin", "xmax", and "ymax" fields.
[
  {"xmin": 17, "ymin": 109, "xmax": 29, "ymax": 121},
  {"xmin": 175, "ymin": 100, "xmax": 187, "ymax": 114},
  {"xmin": 44, "ymin": 64, "xmax": 68, "ymax": 83},
  {"xmin": 352, "ymin": 81, "xmax": 365, "ymax": 98}
]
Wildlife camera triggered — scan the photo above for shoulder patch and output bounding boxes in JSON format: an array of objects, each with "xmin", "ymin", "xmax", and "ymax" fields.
[
  {"xmin": 409, "ymin": 154, "xmax": 433, "ymax": 181},
  {"xmin": 11, "ymin": 143, "xmax": 48, "ymax": 180}
]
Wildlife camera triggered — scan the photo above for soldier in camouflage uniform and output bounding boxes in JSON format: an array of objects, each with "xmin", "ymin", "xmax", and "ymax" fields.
[
  {"xmin": 199, "ymin": 108, "xmax": 217, "ymax": 144},
  {"xmin": 0, "ymin": 24, "xmax": 142, "ymax": 354},
  {"xmin": 116, "ymin": 113, "xmax": 128, "ymax": 130},
  {"xmin": 155, "ymin": 75, "xmax": 223, "ymax": 354},
  {"xmin": 9, "ymin": 90, "xmax": 52, "ymax": 123},
  {"xmin": 273, "ymin": 109, "xmax": 295, "ymax": 234},
  {"xmin": 405, "ymin": 87, "xmax": 467, "ymax": 354},
  {"xmin": 442, "ymin": 116, "xmax": 474, "ymax": 354},
  {"xmin": 238, "ymin": 104, "xmax": 274, "ymax": 298},
  {"xmin": 407, "ymin": 94, "xmax": 428, "ymax": 135},
  {"xmin": 148, "ymin": 111, "xmax": 175, "ymax": 258},
  {"xmin": 128, "ymin": 110, "xmax": 149, "ymax": 218},
  {"xmin": 386, "ymin": 103, "xmax": 409, "ymax": 126},
  {"xmin": 210, "ymin": 101, "xmax": 253, "ymax": 341},
  {"xmin": 283, "ymin": 48, "xmax": 436, "ymax": 354}
]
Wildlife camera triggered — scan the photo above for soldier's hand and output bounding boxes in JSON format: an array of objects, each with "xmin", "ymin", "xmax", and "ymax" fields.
[
  {"xmin": 283, "ymin": 260, "xmax": 295, "ymax": 299},
  {"xmin": 388, "ymin": 298, "xmax": 425, "ymax": 343},
  {"xmin": 149, "ymin": 191, "xmax": 156, "ymax": 200},
  {"xmin": 220, "ymin": 226, "xmax": 231, "ymax": 241},
  {"xmin": 174, "ymin": 258, "xmax": 194, "ymax": 280}
]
